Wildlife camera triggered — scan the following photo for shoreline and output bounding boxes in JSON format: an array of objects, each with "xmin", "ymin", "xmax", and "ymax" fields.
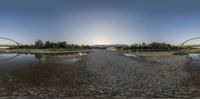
[{"xmin": 0, "ymin": 49, "xmax": 94, "ymax": 54}]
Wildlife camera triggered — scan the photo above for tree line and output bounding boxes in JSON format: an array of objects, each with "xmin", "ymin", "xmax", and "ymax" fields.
[
  {"xmin": 19, "ymin": 40, "xmax": 91, "ymax": 49},
  {"xmin": 18, "ymin": 40, "xmax": 181, "ymax": 51},
  {"xmin": 127, "ymin": 42, "xmax": 182, "ymax": 51}
]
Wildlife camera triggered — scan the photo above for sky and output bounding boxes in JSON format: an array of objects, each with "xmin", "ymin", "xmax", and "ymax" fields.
[{"xmin": 0, "ymin": 0, "xmax": 200, "ymax": 45}]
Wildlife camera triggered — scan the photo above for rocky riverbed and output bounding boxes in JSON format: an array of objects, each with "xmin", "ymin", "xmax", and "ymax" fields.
[
  {"xmin": 0, "ymin": 50, "xmax": 199, "ymax": 98},
  {"xmin": 84, "ymin": 51, "xmax": 197, "ymax": 98}
]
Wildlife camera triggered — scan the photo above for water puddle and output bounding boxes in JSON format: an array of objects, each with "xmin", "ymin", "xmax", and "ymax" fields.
[
  {"xmin": 123, "ymin": 50, "xmax": 137, "ymax": 57},
  {"xmin": 124, "ymin": 53, "xmax": 137, "ymax": 57},
  {"xmin": 188, "ymin": 53, "xmax": 200, "ymax": 87}
]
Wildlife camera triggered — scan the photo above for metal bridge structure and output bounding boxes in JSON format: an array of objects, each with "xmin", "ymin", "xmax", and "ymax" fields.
[
  {"xmin": 181, "ymin": 37, "xmax": 200, "ymax": 48},
  {"xmin": 0, "ymin": 37, "xmax": 20, "ymax": 48}
]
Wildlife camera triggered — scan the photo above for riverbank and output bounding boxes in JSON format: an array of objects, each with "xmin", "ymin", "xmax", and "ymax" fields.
[{"xmin": 0, "ymin": 49, "xmax": 94, "ymax": 54}]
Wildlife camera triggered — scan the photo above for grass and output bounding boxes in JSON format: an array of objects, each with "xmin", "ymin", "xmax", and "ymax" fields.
[{"xmin": 172, "ymin": 51, "xmax": 188, "ymax": 55}]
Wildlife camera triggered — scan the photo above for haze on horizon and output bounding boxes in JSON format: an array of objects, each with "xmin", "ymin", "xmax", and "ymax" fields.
[{"xmin": 0, "ymin": 0, "xmax": 200, "ymax": 45}]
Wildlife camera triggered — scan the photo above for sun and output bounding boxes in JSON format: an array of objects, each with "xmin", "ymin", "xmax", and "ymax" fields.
[{"xmin": 93, "ymin": 38, "xmax": 109, "ymax": 45}]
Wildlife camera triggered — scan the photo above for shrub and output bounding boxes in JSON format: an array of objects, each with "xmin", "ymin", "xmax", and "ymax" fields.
[{"xmin": 172, "ymin": 51, "xmax": 188, "ymax": 55}]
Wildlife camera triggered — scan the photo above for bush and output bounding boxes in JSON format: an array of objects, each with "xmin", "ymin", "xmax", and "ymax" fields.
[{"xmin": 172, "ymin": 51, "xmax": 188, "ymax": 55}]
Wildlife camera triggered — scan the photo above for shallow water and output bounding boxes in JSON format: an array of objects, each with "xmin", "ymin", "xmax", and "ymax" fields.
[
  {"xmin": 0, "ymin": 53, "xmax": 82, "ymax": 87},
  {"xmin": 188, "ymin": 53, "xmax": 200, "ymax": 87},
  {"xmin": 0, "ymin": 53, "xmax": 81, "ymax": 64}
]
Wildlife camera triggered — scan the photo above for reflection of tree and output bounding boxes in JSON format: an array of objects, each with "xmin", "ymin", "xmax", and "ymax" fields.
[{"xmin": 34, "ymin": 54, "xmax": 44, "ymax": 60}]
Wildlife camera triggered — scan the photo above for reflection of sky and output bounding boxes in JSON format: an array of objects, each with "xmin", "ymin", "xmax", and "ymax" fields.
[
  {"xmin": 0, "ymin": 0, "xmax": 200, "ymax": 45},
  {"xmin": 189, "ymin": 54, "xmax": 200, "ymax": 60}
]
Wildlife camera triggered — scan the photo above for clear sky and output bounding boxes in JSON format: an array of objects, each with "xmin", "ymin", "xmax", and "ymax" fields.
[{"xmin": 0, "ymin": 0, "xmax": 200, "ymax": 45}]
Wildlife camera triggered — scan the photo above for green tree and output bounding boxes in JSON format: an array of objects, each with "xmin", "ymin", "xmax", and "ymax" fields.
[
  {"xmin": 44, "ymin": 41, "xmax": 51, "ymax": 48},
  {"xmin": 142, "ymin": 42, "xmax": 146, "ymax": 48},
  {"xmin": 58, "ymin": 41, "xmax": 67, "ymax": 48},
  {"xmin": 35, "ymin": 40, "xmax": 44, "ymax": 49}
]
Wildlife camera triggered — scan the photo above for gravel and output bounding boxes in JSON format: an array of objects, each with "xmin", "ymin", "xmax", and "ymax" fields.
[
  {"xmin": 85, "ymin": 50, "xmax": 197, "ymax": 97},
  {"xmin": 0, "ymin": 50, "xmax": 198, "ymax": 98}
]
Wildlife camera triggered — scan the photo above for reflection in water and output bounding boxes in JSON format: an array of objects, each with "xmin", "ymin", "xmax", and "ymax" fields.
[
  {"xmin": 34, "ymin": 54, "xmax": 43, "ymax": 60},
  {"xmin": 34, "ymin": 54, "xmax": 81, "ymax": 64},
  {"xmin": 188, "ymin": 53, "xmax": 200, "ymax": 87},
  {"xmin": 0, "ymin": 53, "xmax": 20, "ymax": 62},
  {"xmin": 0, "ymin": 53, "xmax": 86, "ymax": 89}
]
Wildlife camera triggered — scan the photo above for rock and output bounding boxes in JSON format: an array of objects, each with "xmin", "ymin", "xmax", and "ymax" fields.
[{"xmin": 88, "ymin": 85, "xmax": 96, "ymax": 91}]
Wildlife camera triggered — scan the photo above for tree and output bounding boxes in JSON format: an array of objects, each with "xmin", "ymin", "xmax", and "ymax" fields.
[
  {"xmin": 58, "ymin": 41, "xmax": 67, "ymax": 48},
  {"xmin": 142, "ymin": 42, "xmax": 147, "ymax": 48},
  {"xmin": 35, "ymin": 40, "xmax": 44, "ymax": 49},
  {"xmin": 44, "ymin": 41, "xmax": 51, "ymax": 48}
]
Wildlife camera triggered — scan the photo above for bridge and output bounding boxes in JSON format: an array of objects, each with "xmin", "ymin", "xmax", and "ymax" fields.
[
  {"xmin": 0, "ymin": 37, "xmax": 20, "ymax": 48},
  {"xmin": 182, "ymin": 37, "xmax": 200, "ymax": 49}
]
